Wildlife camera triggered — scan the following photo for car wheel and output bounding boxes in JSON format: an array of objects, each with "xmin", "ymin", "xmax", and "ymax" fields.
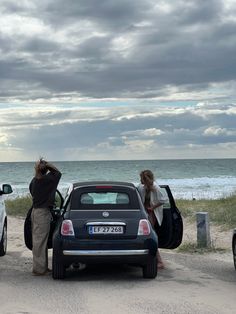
[
  {"xmin": 0, "ymin": 221, "xmax": 7, "ymax": 256},
  {"xmin": 233, "ymin": 236, "xmax": 236, "ymax": 271},
  {"xmin": 52, "ymin": 250, "xmax": 65, "ymax": 279},
  {"xmin": 143, "ymin": 255, "xmax": 157, "ymax": 279}
]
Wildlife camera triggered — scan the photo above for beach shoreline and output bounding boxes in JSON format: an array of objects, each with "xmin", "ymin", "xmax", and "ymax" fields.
[{"xmin": 1, "ymin": 159, "xmax": 236, "ymax": 201}]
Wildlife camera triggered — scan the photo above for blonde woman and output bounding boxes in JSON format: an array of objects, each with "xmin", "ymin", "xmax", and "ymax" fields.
[{"xmin": 138, "ymin": 170, "xmax": 166, "ymax": 269}]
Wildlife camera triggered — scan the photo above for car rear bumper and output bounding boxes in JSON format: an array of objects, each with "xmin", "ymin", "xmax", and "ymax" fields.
[
  {"xmin": 60, "ymin": 249, "xmax": 151, "ymax": 266},
  {"xmin": 53, "ymin": 235, "xmax": 157, "ymax": 266},
  {"xmin": 63, "ymin": 249, "xmax": 149, "ymax": 256}
]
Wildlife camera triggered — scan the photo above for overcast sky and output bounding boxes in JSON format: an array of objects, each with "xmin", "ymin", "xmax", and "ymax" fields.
[{"xmin": 0, "ymin": 0, "xmax": 236, "ymax": 161}]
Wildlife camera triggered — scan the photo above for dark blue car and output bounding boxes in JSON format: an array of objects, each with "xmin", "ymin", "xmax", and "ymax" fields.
[{"xmin": 25, "ymin": 181, "xmax": 183, "ymax": 279}]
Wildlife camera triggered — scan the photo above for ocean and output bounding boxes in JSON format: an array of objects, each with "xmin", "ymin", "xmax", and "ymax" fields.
[{"xmin": 0, "ymin": 159, "xmax": 236, "ymax": 200}]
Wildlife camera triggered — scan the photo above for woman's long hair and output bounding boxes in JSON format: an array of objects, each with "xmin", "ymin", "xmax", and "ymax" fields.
[
  {"xmin": 140, "ymin": 169, "xmax": 154, "ymax": 192},
  {"xmin": 34, "ymin": 158, "xmax": 47, "ymax": 179}
]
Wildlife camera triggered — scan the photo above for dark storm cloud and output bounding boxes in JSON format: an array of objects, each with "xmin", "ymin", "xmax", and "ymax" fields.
[
  {"xmin": 42, "ymin": 0, "xmax": 149, "ymax": 28},
  {"xmin": 1, "ymin": 1, "xmax": 25, "ymax": 14},
  {"xmin": 1, "ymin": 0, "xmax": 236, "ymax": 100},
  {"xmin": 23, "ymin": 38, "xmax": 60, "ymax": 53},
  {"xmin": 175, "ymin": 0, "xmax": 223, "ymax": 25},
  {"xmin": 1, "ymin": 1, "xmax": 236, "ymax": 160}
]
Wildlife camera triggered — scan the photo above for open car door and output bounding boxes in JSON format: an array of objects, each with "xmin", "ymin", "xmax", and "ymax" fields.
[
  {"xmin": 24, "ymin": 190, "xmax": 64, "ymax": 250},
  {"xmin": 156, "ymin": 185, "xmax": 183, "ymax": 249}
]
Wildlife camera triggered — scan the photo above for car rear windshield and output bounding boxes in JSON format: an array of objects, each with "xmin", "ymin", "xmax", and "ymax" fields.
[{"xmin": 70, "ymin": 187, "xmax": 140, "ymax": 210}]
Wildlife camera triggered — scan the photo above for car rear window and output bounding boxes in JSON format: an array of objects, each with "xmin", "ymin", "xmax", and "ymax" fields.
[
  {"xmin": 81, "ymin": 192, "xmax": 130, "ymax": 205},
  {"xmin": 70, "ymin": 187, "xmax": 139, "ymax": 210}
]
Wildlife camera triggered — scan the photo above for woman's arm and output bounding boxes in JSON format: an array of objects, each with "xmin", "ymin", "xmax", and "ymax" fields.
[
  {"xmin": 45, "ymin": 161, "xmax": 62, "ymax": 181},
  {"xmin": 46, "ymin": 162, "xmax": 60, "ymax": 173},
  {"xmin": 148, "ymin": 184, "xmax": 166, "ymax": 211}
]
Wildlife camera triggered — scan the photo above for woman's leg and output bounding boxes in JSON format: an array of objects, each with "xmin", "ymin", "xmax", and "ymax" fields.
[
  {"xmin": 31, "ymin": 208, "xmax": 51, "ymax": 274},
  {"xmin": 153, "ymin": 220, "xmax": 165, "ymax": 269},
  {"xmin": 157, "ymin": 249, "xmax": 165, "ymax": 269}
]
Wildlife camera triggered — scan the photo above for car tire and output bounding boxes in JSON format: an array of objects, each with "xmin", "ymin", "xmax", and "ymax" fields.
[
  {"xmin": 0, "ymin": 221, "xmax": 7, "ymax": 256},
  {"xmin": 52, "ymin": 250, "xmax": 65, "ymax": 279},
  {"xmin": 233, "ymin": 236, "xmax": 236, "ymax": 271},
  {"xmin": 143, "ymin": 255, "xmax": 157, "ymax": 279}
]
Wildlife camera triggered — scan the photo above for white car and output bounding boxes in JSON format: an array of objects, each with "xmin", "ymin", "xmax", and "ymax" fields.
[{"xmin": 0, "ymin": 184, "xmax": 13, "ymax": 256}]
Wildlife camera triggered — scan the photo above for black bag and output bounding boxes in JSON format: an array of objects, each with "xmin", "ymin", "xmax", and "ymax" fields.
[{"xmin": 24, "ymin": 206, "xmax": 33, "ymax": 250}]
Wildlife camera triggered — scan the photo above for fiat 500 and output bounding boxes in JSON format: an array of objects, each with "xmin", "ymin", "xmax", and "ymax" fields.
[{"xmin": 52, "ymin": 181, "xmax": 183, "ymax": 279}]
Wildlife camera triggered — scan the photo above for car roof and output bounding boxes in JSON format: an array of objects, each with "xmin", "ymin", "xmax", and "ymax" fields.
[{"xmin": 72, "ymin": 181, "xmax": 136, "ymax": 190}]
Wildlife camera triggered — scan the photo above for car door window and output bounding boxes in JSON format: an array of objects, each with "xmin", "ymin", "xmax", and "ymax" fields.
[
  {"xmin": 159, "ymin": 187, "xmax": 170, "ymax": 208},
  {"xmin": 54, "ymin": 190, "xmax": 64, "ymax": 209}
]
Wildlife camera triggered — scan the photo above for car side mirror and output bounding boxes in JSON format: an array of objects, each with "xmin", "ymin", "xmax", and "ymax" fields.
[{"xmin": 2, "ymin": 184, "xmax": 13, "ymax": 195}]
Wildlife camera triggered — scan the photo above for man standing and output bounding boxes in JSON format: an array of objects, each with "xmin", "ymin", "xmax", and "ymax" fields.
[{"xmin": 29, "ymin": 158, "xmax": 61, "ymax": 276}]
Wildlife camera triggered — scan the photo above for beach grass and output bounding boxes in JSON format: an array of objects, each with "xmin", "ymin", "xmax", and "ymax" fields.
[
  {"xmin": 5, "ymin": 194, "xmax": 32, "ymax": 217},
  {"xmin": 5, "ymin": 193, "xmax": 62, "ymax": 217},
  {"xmin": 175, "ymin": 193, "xmax": 236, "ymax": 228},
  {"xmin": 177, "ymin": 241, "xmax": 228, "ymax": 254},
  {"xmin": 5, "ymin": 193, "xmax": 236, "ymax": 228}
]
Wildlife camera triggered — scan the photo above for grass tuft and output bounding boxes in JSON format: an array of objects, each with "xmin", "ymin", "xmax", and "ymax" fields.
[
  {"xmin": 5, "ymin": 194, "xmax": 32, "ymax": 217},
  {"xmin": 176, "ymin": 193, "xmax": 236, "ymax": 229},
  {"xmin": 177, "ymin": 242, "xmax": 228, "ymax": 254}
]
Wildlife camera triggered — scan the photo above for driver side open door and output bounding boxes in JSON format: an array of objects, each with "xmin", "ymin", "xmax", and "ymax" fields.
[{"xmin": 24, "ymin": 190, "xmax": 64, "ymax": 250}]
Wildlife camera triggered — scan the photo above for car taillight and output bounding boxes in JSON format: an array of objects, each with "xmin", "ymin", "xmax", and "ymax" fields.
[
  {"xmin": 138, "ymin": 219, "xmax": 151, "ymax": 236},
  {"xmin": 61, "ymin": 220, "xmax": 75, "ymax": 236}
]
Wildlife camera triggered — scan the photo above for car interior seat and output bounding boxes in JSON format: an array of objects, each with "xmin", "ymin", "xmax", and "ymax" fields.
[
  {"xmin": 116, "ymin": 193, "xmax": 129, "ymax": 204},
  {"xmin": 81, "ymin": 194, "xmax": 94, "ymax": 204}
]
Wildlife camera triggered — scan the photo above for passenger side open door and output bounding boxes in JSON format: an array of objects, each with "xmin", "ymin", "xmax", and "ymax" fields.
[{"xmin": 156, "ymin": 185, "xmax": 183, "ymax": 249}]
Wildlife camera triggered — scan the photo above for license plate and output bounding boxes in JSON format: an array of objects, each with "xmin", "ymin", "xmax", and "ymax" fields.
[{"xmin": 89, "ymin": 226, "xmax": 124, "ymax": 234}]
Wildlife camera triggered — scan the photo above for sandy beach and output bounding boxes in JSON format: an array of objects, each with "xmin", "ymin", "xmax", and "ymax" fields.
[{"xmin": 0, "ymin": 216, "xmax": 235, "ymax": 314}]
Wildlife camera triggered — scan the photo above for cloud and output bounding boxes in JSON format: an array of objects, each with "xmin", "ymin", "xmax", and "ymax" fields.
[
  {"xmin": 0, "ymin": 0, "xmax": 236, "ymax": 102},
  {"xmin": 0, "ymin": 132, "xmax": 9, "ymax": 144},
  {"xmin": 204, "ymin": 126, "xmax": 236, "ymax": 136},
  {"xmin": 0, "ymin": 102, "xmax": 235, "ymax": 161},
  {"xmin": 0, "ymin": 1, "xmax": 236, "ymax": 160},
  {"xmin": 122, "ymin": 128, "xmax": 164, "ymax": 138}
]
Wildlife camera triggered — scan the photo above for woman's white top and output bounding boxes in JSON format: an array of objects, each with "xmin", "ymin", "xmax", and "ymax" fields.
[{"xmin": 137, "ymin": 182, "xmax": 166, "ymax": 226}]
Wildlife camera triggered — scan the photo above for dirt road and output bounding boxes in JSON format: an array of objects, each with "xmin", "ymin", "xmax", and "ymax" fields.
[{"xmin": 0, "ymin": 217, "xmax": 235, "ymax": 314}]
